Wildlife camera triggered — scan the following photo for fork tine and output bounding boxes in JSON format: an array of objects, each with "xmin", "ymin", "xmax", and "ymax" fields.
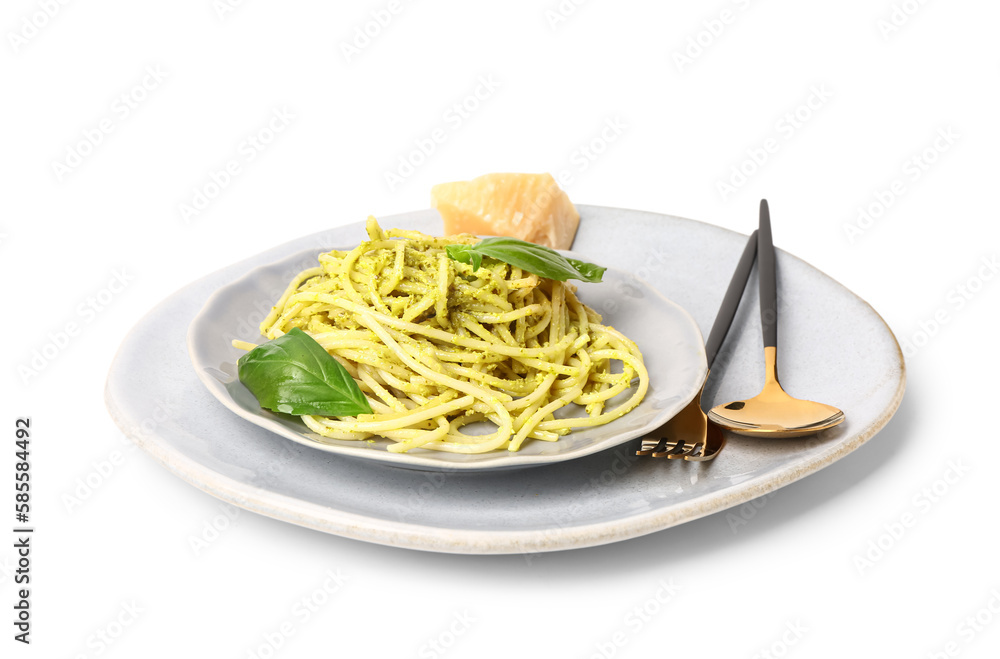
[
  {"xmin": 684, "ymin": 435, "xmax": 726, "ymax": 462},
  {"xmin": 652, "ymin": 439, "xmax": 684, "ymax": 458},
  {"xmin": 636, "ymin": 437, "xmax": 668, "ymax": 456},
  {"xmin": 666, "ymin": 443, "xmax": 694, "ymax": 459},
  {"xmin": 669, "ymin": 441, "xmax": 689, "ymax": 456},
  {"xmin": 639, "ymin": 437, "xmax": 719, "ymax": 461},
  {"xmin": 678, "ymin": 442, "xmax": 706, "ymax": 459},
  {"xmin": 665, "ymin": 441, "xmax": 701, "ymax": 459}
]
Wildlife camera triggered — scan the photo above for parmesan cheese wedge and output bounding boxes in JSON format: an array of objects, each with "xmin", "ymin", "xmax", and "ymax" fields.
[{"xmin": 431, "ymin": 173, "xmax": 580, "ymax": 250}]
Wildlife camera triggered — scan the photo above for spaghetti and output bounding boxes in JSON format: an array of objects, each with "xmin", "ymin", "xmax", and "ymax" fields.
[{"xmin": 233, "ymin": 217, "xmax": 648, "ymax": 453}]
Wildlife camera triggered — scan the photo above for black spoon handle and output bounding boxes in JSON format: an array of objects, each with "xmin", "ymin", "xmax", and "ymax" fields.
[
  {"xmin": 758, "ymin": 199, "xmax": 777, "ymax": 349},
  {"xmin": 704, "ymin": 229, "xmax": 759, "ymax": 368}
]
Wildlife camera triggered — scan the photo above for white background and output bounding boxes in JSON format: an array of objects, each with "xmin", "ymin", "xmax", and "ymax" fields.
[{"xmin": 3, "ymin": 0, "xmax": 999, "ymax": 657}]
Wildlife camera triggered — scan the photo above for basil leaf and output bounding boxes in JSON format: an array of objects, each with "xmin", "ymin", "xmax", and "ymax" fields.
[
  {"xmin": 444, "ymin": 243, "xmax": 483, "ymax": 272},
  {"xmin": 238, "ymin": 328, "xmax": 372, "ymax": 417},
  {"xmin": 446, "ymin": 237, "xmax": 605, "ymax": 283},
  {"xmin": 565, "ymin": 257, "xmax": 607, "ymax": 283}
]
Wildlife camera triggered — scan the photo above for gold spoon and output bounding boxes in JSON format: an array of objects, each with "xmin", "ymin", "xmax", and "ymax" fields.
[{"xmin": 708, "ymin": 200, "xmax": 845, "ymax": 438}]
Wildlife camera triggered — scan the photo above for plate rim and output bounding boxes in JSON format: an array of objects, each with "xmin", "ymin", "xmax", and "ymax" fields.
[
  {"xmin": 186, "ymin": 248, "xmax": 708, "ymax": 470},
  {"xmin": 105, "ymin": 372, "xmax": 904, "ymax": 554},
  {"xmin": 105, "ymin": 205, "xmax": 906, "ymax": 554}
]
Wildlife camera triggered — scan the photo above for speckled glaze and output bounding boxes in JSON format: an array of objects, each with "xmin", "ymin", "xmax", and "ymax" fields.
[
  {"xmin": 104, "ymin": 206, "xmax": 905, "ymax": 554},
  {"xmin": 189, "ymin": 254, "xmax": 708, "ymax": 470}
]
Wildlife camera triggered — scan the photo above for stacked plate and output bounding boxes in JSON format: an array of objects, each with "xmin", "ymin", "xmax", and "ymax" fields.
[{"xmin": 105, "ymin": 206, "xmax": 904, "ymax": 553}]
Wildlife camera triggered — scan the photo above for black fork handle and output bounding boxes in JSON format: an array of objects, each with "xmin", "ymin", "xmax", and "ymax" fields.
[
  {"xmin": 758, "ymin": 199, "xmax": 777, "ymax": 349},
  {"xmin": 704, "ymin": 229, "xmax": 759, "ymax": 368}
]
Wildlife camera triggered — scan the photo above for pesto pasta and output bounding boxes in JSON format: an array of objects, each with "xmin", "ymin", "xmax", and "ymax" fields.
[{"xmin": 233, "ymin": 217, "xmax": 648, "ymax": 454}]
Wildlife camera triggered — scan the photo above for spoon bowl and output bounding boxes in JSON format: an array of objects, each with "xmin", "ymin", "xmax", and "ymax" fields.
[{"xmin": 708, "ymin": 348, "xmax": 844, "ymax": 438}]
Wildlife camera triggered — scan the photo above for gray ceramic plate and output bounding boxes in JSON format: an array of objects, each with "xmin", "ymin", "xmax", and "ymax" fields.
[
  {"xmin": 105, "ymin": 206, "xmax": 905, "ymax": 554},
  {"xmin": 188, "ymin": 251, "xmax": 707, "ymax": 470}
]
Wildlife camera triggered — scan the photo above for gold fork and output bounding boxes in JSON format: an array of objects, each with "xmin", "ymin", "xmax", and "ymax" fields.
[{"xmin": 637, "ymin": 227, "xmax": 759, "ymax": 461}]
